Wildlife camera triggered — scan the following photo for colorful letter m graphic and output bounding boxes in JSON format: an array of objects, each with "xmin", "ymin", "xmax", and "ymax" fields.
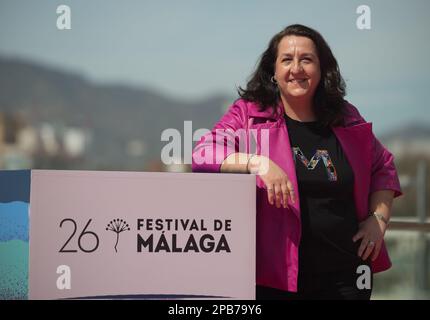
[{"xmin": 292, "ymin": 147, "xmax": 337, "ymax": 181}]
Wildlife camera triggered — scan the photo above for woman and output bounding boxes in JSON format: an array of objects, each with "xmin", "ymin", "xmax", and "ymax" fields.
[{"xmin": 192, "ymin": 24, "xmax": 402, "ymax": 300}]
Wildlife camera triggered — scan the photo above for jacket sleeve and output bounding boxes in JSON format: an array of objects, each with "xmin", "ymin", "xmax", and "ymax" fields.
[
  {"xmin": 192, "ymin": 99, "xmax": 248, "ymax": 173},
  {"xmin": 346, "ymin": 102, "xmax": 403, "ymax": 198},
  {"xmin": 369, "ymin": 135, "xmax": 402, "ymax": 198}
]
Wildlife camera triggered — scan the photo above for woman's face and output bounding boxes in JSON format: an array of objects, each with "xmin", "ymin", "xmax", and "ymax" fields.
[{"xmin": 274, "ymin": 35, "xmax": 321, "ymax": 100}]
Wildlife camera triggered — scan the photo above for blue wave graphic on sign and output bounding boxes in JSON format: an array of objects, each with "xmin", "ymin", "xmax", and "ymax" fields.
[
  {"xmin": 0, "ymin": 202, "xmax": 29, "ymax": 242},
  {"xmin": 0, "ymin": 240, "xmax": 28, "ymax": 300},
  {"xmin": 0, "ymin": 170, "xmax": 30, "ymax": 299}
]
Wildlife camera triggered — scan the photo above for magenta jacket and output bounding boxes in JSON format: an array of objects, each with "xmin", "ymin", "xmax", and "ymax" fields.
[{"xmin": 192, "ymin": 98, "xmax": 402, "ymax": 292}]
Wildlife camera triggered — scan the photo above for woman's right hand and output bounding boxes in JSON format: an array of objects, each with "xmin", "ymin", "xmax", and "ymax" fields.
[{"xmin": 248, "ymin": 155, "xmax": 295, "ymax": 208}]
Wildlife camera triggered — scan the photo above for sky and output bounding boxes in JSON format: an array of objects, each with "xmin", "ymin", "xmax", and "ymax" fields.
[{"xmin": 0, "ymin": 0, "xmax": 429, "ymax": 134}]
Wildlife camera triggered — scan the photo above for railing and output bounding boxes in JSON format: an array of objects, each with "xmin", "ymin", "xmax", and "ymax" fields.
[
  {"xmin": 373, "ymin": 160, "xmax": 429, "ymax": 299},
  {"xmin": 389, "ymin": 219, "xmax": 430, "ymax": 232}
]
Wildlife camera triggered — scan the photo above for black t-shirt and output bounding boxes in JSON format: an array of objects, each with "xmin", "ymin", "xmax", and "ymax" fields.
[{"xmin": 284, "ymin": 113, "xmax": 364, "ymax": 274}]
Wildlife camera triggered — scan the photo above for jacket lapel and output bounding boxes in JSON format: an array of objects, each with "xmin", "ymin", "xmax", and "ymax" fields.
[
  {"xmin": 248, "ymin": 105, "xmax": 301, "ymax": 219},
  {"xmin": 332, "ymin": 123, "xmax": 373, "ymax": 221},
  {"xmin": 267, "ymin": 126, "xmax": 301, "ymax": 219}
]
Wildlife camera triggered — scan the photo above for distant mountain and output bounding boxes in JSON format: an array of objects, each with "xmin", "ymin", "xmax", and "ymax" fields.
[
  {"xmin": 0, "ymin": 57, "xmax": 233, "ymax": 170},
  {"xmin": 379, "ymin": 124, "xmax": 430, "ymax": 142},
  {"xmin": 378, "ymin": 123, "xmax": 430, "ymax": 159}
]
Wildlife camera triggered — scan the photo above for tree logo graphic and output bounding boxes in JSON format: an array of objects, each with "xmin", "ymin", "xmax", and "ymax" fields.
[{"xmin": 106, "ymin": 219, "xmax": 130, "ymax": 253}]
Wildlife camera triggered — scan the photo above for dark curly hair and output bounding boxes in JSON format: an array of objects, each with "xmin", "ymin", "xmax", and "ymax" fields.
[{"xmin": 238, "ymin": 24, "xmax": 347, "ymax": 127}]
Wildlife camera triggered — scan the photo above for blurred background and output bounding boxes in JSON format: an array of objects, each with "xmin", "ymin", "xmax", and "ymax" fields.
[{"xmin": 0, "ymin": 0, "xmax": 429, "ymax": 299}]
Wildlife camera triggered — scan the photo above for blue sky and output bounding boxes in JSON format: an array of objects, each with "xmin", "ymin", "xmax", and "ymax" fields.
[{"xmin": 0, "ymin": 0, "xmax": 429, "ymax": 134}]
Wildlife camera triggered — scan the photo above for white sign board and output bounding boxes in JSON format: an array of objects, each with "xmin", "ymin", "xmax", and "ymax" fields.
[{"xmin": 29, "ymin": 170, "xmax": 256, "ymax": 299}]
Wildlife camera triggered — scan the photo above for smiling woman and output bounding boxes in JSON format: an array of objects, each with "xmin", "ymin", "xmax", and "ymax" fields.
[
  {"xmin": 192, "ymin": 24, "xmax": 402, "ymax": 300},
  {"xmin": 274, "ymin": 36, "xmax": 321, "ymax": 120}
]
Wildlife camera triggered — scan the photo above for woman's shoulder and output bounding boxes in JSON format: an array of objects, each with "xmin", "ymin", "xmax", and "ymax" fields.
[
  {"xmin": 221, "ymin": 98, "xmax": 254, "ymax": 121},
  {"xmin": 231, "ymin": 98, "xmax": 280, "ymax": 119},
  {"xmin": 342, "ymin": 100, "xmax": 367, "ymax": 126},
  {"xmin": 230, "ymin": 98, "xmax": 259, "ymax": 111}
]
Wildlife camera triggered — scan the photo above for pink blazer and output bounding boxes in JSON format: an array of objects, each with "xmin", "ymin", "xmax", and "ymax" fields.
[{"xmin": 192, "ymin": 98, "xmax": 402, "ymax": 292}]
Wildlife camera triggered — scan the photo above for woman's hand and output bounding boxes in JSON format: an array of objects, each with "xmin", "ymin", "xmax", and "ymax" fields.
[
  {"xmin": 248, "ymin": 155, "xmax": 295, "ymax": 208},
  {"xmin": 352, "ymin": 215, "xmax": 388, "ymax": 261}
]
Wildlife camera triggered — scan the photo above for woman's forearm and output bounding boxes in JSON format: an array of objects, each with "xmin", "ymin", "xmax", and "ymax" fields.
[
  {"xmin": 220, "ymin": 153, "xmax": 252, "ymax": 173},
  {"xmin": 369, "ymin": 190, "xmax": 395, "ymax": 224}
]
